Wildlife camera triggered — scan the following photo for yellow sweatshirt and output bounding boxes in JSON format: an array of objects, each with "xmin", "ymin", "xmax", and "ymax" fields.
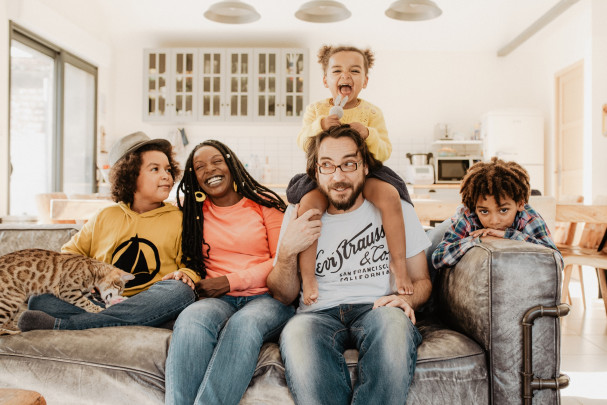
[
  {"xmin": 62, "ymin": 202, "xmax": 200, "ymax": 296},
  {"xmin": 296, "ymin": 98, "xmax": 392, "ymax": 161}
]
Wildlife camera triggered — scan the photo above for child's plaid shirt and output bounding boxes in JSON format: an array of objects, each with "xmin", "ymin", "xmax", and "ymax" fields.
[{"xmin": 431, "ymin": 204, "xmax": 561, "ymax": 270}]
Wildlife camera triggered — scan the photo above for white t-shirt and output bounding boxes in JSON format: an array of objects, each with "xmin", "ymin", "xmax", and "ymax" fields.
[{"xmin": 275, "ymin": 199, "xmax": 431, "ymax": 313}]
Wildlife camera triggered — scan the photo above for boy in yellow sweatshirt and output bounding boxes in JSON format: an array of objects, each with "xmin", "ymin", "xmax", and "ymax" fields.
[{"xmin": 19, "ymin": 132, "xmax": 200, "ymax": 331}]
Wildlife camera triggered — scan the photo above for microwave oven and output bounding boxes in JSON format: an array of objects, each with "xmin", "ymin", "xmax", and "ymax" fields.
[{"xmin": 435, "ymin": 156, "xmax": 482, "ymax": 183}]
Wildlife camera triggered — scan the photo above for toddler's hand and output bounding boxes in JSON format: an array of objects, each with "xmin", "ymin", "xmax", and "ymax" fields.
[
  {"xmin": 349, "ymin": 122, "xmax": 369, "ymax": 139},
  {"xmin": 322, "ymin": 115, "xmax": 341, "ymax": 130}
]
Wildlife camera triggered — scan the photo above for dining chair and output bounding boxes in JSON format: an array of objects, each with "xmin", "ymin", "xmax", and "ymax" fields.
[
  {"xmin": 554, "ymin": 196, "xmax": 585, "ymax": 308},
  {"xmin": 558, "ymin": 195, "xmax": 607, "ymax": 315}
]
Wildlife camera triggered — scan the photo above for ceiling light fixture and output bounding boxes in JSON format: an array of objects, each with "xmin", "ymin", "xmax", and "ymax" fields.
[
  {"xmin": 295, "ymin": 1, "xmax": 351, "ymax": 23},
  {"xmin": 204, "ymin": 0, "xmax": 261, "ymax": 24},
  {"xmin": 385, "ymin": 0, "xmax": 442, "ymax": 21}
]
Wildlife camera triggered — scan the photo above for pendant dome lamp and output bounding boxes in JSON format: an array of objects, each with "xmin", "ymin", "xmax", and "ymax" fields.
[
  {"xmin": 295, "ymin": 1, "xmax": 351, "ymax": 23},
  {"xmin": 385, "ymin": 0, "xmax": 442, "ymax": 21},
  {"xmin": 204, "ymin": 0, "xmax": 261, "ymax": 24}
]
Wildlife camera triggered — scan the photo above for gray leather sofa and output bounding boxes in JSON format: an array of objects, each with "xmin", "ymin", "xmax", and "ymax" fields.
[{"xmin": 0, "ymin": 223, "xmax": 567, "ymax": 404}]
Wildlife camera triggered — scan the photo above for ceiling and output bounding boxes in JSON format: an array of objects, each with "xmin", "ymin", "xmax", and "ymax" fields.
[{"xmin": 37, "ymin": 0, "xmax": 566, "ymax": 54}]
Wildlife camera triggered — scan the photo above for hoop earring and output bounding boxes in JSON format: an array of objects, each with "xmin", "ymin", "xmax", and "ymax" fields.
[
  {"xmin": 233, "ymin": 182, "xmax": 237, "ymax": 192},
  {"xmin": 195, "ymin": 191, "xmax": 206, "ymax": 202}
]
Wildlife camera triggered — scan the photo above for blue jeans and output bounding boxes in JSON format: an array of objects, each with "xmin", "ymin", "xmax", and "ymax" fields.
[
  {"xmin": 28, "ymin": 280, "xmax": 196, "ymax": 330},
  {"xmin": 165, "ymin": 294, "xmax": 295, "ymax": 405},
  {"xmin": 280, "ymin": 304, "xmax": 422, "ymax": 405}
]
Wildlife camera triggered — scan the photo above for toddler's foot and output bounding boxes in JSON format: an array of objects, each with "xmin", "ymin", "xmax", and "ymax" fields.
[
  {"xmin": 392, "ymin": 263, "xmax": 414, "ymax": 295},
  {"xmin": 302, "ymin": 278, "xmax": 319, "ymax": 306}
]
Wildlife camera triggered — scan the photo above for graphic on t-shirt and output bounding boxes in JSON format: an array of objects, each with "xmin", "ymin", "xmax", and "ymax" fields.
[
  {"xmin": 112, "ymin": 235, "xmax": 161, "ymax": 287},
  {"xmin": 315, "ymin": 222, "xmax": 390, "ymax": 283}
]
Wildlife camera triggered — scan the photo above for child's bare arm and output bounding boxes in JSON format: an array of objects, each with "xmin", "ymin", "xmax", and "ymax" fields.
[
  {"xmin": 364, "ymin": 178, "xmax": 412, "ymax": 294},
  {"xmin": 298, "ymin": 189, "xmax": 328, "ymax": 305}
]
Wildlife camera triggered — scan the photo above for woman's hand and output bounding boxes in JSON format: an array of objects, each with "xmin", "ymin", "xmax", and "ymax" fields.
[
  {"xmin": 162, "ymin": 270, "xmax": 196, "ymax": 290},
  {"xmin": 196, "ymin": 276, "xmax": 230, "ymax": 298}
]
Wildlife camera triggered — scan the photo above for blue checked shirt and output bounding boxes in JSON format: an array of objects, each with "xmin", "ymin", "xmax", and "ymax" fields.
[{"xmin": 432, "ymin": 204, "xmax": 561, "ymax": 270}]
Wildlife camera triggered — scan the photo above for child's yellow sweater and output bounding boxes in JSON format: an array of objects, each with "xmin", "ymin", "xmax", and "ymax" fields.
[{"xmin": 296, "ymin": 98, "xmax": 392, "ymax": 161}]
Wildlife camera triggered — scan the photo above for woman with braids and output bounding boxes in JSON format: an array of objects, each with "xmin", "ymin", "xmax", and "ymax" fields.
[
  {"xmin": 431, "ymin": 157, "xmax": 559, "ymax": 270},
  {"xmin": 164, "ymin": 140, "xmax": 297, "ymax": 405}
]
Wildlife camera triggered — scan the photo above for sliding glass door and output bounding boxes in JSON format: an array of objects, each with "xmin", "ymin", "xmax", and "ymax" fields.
[
  {"xmin": 63, "ymin": 60, "xmax": 97, "ymax": 196},
  {"xmin": 9, "ymin": 38, "xmax": 56, "ymax": 217},
  {"xmin": 9, "ymin": 24, "xmax": 97, "ymax": 217}
]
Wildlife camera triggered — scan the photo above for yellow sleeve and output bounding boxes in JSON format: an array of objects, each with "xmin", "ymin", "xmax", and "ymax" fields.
[
  {"xmin": 61, "ymin": 217, "xmax": 94, "ymax": 256},
  {"xmin": 296, "ymin": 102, "xmax": 325, "ymax": 152},
  {"xmin": 364, "ymin": 106, "xmax": 392, "ymax": 161}
]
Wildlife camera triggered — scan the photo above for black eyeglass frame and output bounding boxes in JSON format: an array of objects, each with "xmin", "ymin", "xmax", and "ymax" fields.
[{"xmin": 316, "ymin": 160, "xmax": 364, "ymax": 174}]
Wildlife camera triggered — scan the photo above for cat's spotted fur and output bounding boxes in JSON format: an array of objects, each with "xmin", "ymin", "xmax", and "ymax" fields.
[{"xmin": 0, "ymin": 249, "xmax": 134, "ymax": 332}]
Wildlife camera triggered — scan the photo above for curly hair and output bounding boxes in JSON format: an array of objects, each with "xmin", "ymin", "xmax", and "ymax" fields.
[
  {"xmin": 460, "ymin": 157, "xmax": 530, "ymax": 211},
  {"xmin": 177, "ymin": 140, "xmax": 287, "ymax": 278},
  {"xmin": 109, "ymin": 143, "xmax": 182, "ymax": 205},
  {"xmin": 317, "ymin": 45, "xmax": 375, "ymax": 75},
  {"xmin": 305, "ymin": 124, "xmax": 382, "ymax": 180}
]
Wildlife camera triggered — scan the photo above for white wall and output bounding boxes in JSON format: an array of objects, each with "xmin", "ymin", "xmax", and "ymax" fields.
[
  {"xmin": 494, "ymin": 0, "xmax": 591, "ymax": 198},
  {"xmin": 590, "ymin": 0, "xmax": 607, "ymax": 201}
]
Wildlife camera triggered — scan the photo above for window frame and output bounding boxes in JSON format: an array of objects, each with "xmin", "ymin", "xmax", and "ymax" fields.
[{"xmin": 8, "ymin": 22, "xmax": 98, "ymax": 213}]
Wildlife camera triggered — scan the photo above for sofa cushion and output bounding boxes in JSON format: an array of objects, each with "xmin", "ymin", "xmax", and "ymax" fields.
[
  {"xmin": 0, "ymin": 320, "xmax": 487, "ymax": 405},
  {"xmin": 0, "ymin": 327, "xmax": 170, "ymax": 405},
  {"xmin": 244, "ymin": 321, "xmax": 488, "ymax": 404}
]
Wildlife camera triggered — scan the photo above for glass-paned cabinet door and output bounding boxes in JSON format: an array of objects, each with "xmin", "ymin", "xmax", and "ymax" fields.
[
  {"xmin": 283, "ymin": 49, "xmax": 307, "ymax": 121},
  {"xmin": 226, "ymin": 49, "xmax": 252, "ymax": 121},
  {"xmin": 254, "ymin": 50, "xmax": 278, "ymax": 121},
  {"xmin": 198, "ymin": 49, "xmax": 224, "ymax": 121},
  {"xmin": 173, "ymin": 49, "xmax": 196, "ymax": 121},
  {"xmin": 144, "ymin": 50, "xmax": 170, "ymax": 121}
]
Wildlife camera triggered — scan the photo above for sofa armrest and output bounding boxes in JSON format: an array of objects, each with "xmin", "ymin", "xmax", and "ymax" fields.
[{"xmin": 437, "ymin": 239, "xmax": 563, "ymax": 404}]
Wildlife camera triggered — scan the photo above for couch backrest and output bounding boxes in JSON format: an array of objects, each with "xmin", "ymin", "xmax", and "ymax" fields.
[{"xmin": 0, "ymin": 224, "xmax": 81, "ymax": 256}]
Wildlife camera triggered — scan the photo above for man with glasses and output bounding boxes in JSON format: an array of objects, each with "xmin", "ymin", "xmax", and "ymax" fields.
[{"xmin": 267, "ymin": 125, "xmax": 432, "ymax": 404}]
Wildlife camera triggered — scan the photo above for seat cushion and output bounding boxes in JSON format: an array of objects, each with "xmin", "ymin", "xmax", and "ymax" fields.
[
  {"xmin": 0, "ymin": 327, "xmax": 170, "ymax": 405},
  {"xmin": 0, "ymin": 322, "xmax": 488, "ymax": 405},
  {"xmin": 244, "ymin": 321, "xmax": 488, "ymax": 404}
]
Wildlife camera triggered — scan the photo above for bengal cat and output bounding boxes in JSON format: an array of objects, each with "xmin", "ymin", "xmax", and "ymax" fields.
[{"xmin": 0, "ymin": 249, "xmax": 134, "ymax": 333}]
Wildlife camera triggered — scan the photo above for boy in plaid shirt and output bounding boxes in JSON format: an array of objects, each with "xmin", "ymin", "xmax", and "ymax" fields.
[{"xmin": 432, "ymin": 157, "xmax": 560, "ymax": 270}]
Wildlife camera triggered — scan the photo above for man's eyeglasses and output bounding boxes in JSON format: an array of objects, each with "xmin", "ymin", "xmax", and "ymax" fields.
[{"xmin": 317, "ymin": 160, "xmax": 363, "ymax": 174}]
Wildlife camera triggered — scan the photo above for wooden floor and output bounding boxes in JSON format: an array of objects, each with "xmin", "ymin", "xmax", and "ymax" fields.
[{"xmin": 561, "ymin": 268, "xmax": 607, "ymax": 404}]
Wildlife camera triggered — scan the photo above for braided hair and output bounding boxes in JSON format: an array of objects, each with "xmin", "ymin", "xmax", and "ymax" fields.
[
  {"xmin": 177, "ymin": 140, "xmax": 287, "ymax": 278},
  {"xmin": 460, "ymin": 157, "xmax": 530, "ymax": 212}
]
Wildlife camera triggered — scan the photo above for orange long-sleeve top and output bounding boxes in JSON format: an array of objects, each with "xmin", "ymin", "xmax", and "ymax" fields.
[{"xmin": 202, "ymin": 197, "xmax": 284, "ymax": 296}]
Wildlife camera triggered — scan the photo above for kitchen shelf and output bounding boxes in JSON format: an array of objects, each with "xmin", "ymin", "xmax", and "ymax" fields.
[{"xmin": 433, "ymin": 140, "xmax": 483, "ymax": 145}]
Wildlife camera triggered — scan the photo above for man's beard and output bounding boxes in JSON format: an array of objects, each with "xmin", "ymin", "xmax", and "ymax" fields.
[{"xmin": 319, "ymin": 178, "xmax": 365, "ymax": 211}]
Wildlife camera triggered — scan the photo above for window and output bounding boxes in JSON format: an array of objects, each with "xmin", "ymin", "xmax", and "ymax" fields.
[{"xmin": 8, "ymin": 23, "xmax": 97, "ymax": 217}]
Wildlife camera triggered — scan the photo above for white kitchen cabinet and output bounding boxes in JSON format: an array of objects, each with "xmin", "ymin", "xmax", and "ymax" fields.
[
  {"xmin": 198, "ymin": 49, "xmax": 252, "ymax": 121},
  {"xmin": 144, "ymin": 47, "xmax": 307, "ymax": 123},
  {"xmin": 254, "ymin": 49, "xmax": 308, "ymax": 122},
  {"xmin": 143, "ymin": 49, "xmax": 196, "ymax": 121}
]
